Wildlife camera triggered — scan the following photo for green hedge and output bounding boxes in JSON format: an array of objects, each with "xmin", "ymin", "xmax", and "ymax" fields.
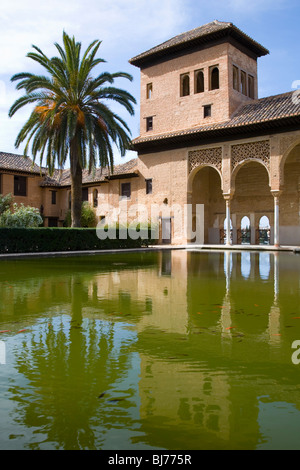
[{"xmin": 0, "ymin": 227, "xmax": 158, "ymax": 254}]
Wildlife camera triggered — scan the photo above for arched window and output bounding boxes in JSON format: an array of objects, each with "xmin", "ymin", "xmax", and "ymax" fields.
[
  {"xmin": 195, "ymin": 70, "xmax": 204, "ymax": 93},
  {"xmin": 180, "ymin": 74, "xmax": 190, "ymax": 96},
  {"xmin": 258, "ymin": 216, "xmax": 270, "ymax": 245},
  {"xmin": 146, "ymin": 83, "xmax": 152, "ymax": 99},
  {"xmin": 93, "ymin": 189, "xmax": 98, "ymax": 208},
  {"xmin": 240, "ymin": 216, "xmax": 251, "ymax": 244},
  {"xmin": 210, "ymin": 67, "xmax": 219, "ymax": 90}
]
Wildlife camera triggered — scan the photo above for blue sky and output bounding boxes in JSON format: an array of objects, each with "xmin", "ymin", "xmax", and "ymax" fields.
[{"xmin": 0, "ymin": 0, "xmax": 300, "ymax": 165}]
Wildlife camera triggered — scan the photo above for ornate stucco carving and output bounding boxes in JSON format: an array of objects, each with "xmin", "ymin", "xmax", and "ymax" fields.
[
  {"xmin": 188, "ymin": 147, "xmax": 222, "ymax": 174},
  {"xmin": 231, "ymin": 140, "xmax": 270, "ymax": 172}
]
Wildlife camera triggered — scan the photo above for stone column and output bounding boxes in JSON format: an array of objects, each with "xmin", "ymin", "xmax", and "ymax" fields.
[
  {"xmin": 272, "ymin": 191, "xmax": 281, "ymax": 247},
  {"xmin": 224, "ymin": 195, "xmax": 232, "ymax": 246},
  {"xmin": 250, "ymin": 213, "xmax": 256, "ymax": 245}
]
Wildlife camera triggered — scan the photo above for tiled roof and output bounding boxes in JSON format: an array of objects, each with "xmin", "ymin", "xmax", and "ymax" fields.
[
  {"xmin": 130, "ymin": 20, "xmax": 269, "ymax": 67},
  {"xmin": 40, "ymin": 158, "xmax": 139, "ymax": 187},
  {"xmin": 0, "ymin": 152, "xmax": 44, "ymax": 175},
  {"xmin": 132, "ymin": 91, "xmax": 300, "ymax": 148},
  {"xmin": 0, "ymin": 150, "xmax": 139, "ymax": 187}
]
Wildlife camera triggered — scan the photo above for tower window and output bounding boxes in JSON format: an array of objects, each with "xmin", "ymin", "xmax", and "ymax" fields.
[
  {"xmin": 233, "ymin": 65, "xmax": 239, "ymax": 91},
  {"xmin": 121, "ymin": 182, "xmax": 131, "ymax": 199},
  {"xmin": 82, "ymin": 187, "xmax": 88, "ymax": 202},
  {"xmin": 210, "ymin": 66, "xmax": 219, "ymax": 90},
  {"xmin": 195, "ymin": 70, "xmax": 204, "ymax": 94},
  {"xmin": 248, "ymin": 75, "xmax": 255, "ymax": 99},
  {"xmin": 146, "ymin": 179, "xmax": 152, "ymax": 195},
  {"xmin": 180, "ymin": 73, "xmax": 190, "ymax": 96},
  {"xmin": 93, "ymin": 189, "xmax": 98, "ymax": 207},
  {"xmin": 146, "ymin": 83, "xmax": 152, "ymax": 99},
  {"xmin": 241, "ymin": 70, "xmax": 247, "ymax": 96},
  {"xmin": 51, "ymin": 190, "xmax": 57, "ymax": 205},
  {"xmin": 203, "ymin": 105, "xmax": 212, "ymax": 118},
  {"xmin": 146, "ymin": 116, "xmax": 153, "ymax": 131}
]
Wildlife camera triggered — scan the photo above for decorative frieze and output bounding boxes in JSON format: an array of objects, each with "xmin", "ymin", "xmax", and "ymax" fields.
[
  {"xmin": 188, "ymin": 147, "xmax": 222, "ymax": 174},
  {"xmin": 231, "ymin": 140, "xmax": 270, "ymax": 172}
]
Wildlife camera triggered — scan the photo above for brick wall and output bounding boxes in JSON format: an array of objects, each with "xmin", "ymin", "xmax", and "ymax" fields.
[{"xmin": 139, "ymin": 43, "xmax": 258, "ymax": 137}]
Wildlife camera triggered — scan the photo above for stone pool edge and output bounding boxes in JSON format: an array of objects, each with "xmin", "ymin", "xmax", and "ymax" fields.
[{"xmin": 0, "ymin": 244, "xmax": 299, "ymax": 260}]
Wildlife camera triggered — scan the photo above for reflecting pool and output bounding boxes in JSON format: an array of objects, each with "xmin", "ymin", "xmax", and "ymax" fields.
[{"xmin": 0, "ymin": 250, "xmax": 300, "ymax": 450}]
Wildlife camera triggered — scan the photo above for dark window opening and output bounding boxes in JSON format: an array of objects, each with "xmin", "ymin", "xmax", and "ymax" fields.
[
  {"xmin": 14, "ymin": 175, "xmax": 27, "ymax": 196},
  {"xmin": 241, "ymin": 70, "xmax": 247, "ymax": 95},
  {"xmin": 82, "ymin": 188, "xmax": 88, "ymax": 202},
  {"xmin": 203, "ymin": 105, "xmax": 212, "ymax": 118},
  {"xmin": 248, "ymin": 75, "xmax": 255, "ymax": 99},
  {"xmin": 233, "ymin": 65, "xmax": 239, "ymax": 91},
  {"xmin": 180, "ymin": 74, "xmax": 190, "ymax": 96},
  {"xmin": 195, "ymin": 70, "xmax": 204, "ymax": 94},
  {"xmin": 51, "ymin": 190, "xmax": 57, "ymax": 205},
  {"xmin": 121, "ymin": 182, "xmax": 131, "ymax": 199},
  {"xmin": 146, "ymin": 116, "xmax": 153, "ymax": 132},
  {"xmin": 93, "ymin": 189, "xmax": 98, "ymax": 207},
  {"xmin": 48, "ymin": 217, "xmax": 58, "ymax": 227},
  {"xmin": 146, "ymin": 179, "xmax": 152, "ymax": 194},
  {"xmin": 210, "ymin": 67, "xmax": 219, "ymax": 90}
]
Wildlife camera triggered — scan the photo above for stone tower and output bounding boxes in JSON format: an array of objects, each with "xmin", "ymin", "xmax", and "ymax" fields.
[{"xmin": 130, "ymin": 20, "xmax": 269, "ymax": 138}]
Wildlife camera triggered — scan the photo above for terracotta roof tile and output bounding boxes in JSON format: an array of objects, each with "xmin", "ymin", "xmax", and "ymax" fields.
[
  {"xmin": 132, "ymin": 91, "xmax": 300, "ymax": 147},
  {"xmin": 130, "ymin": 20, "xmax": 269, "ymax": 67},
  {"xmin": 0, "ymin": 152, "xmax": 43, "ymax": 174},
  {"xmin": 40, "ymin": 158, "xmax": 138, "ymax": 187},
  {"xmin": 0, "ymin": 150, "xmax": 138, "ymax": 187}
]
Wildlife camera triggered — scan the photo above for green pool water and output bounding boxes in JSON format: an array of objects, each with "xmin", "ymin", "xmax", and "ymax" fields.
[{"xmin": 0, "ymin": 249, "xmax": 300, "ymax": 450}]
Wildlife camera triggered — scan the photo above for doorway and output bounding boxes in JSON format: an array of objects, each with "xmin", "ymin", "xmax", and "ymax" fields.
[{"xmin": 161, "ymin": 218, "xmax": 172, "ymax": 244}]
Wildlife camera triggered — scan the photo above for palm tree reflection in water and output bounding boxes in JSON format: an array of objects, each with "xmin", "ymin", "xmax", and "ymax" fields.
[{"xmin": 12, "ymin": 275, "xmax": 138, "ymax": 450}]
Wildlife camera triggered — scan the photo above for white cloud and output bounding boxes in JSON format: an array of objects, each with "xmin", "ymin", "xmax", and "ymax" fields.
[
  {"xmin": 0, "ymin": 0, "xmax": 188, "ymax": 159},
  {"xmin": 0, "ymin": 0, "xmax": 187, "ymax": 74},
  {"xmin": 0, "ymin": 0, "xmax": 293, "ymax": 161}
]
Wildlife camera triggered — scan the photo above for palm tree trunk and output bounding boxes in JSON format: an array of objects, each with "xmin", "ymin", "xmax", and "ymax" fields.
[{"xmin": 70, "ymin": 138, "xmax": 82, "ymax": 227}]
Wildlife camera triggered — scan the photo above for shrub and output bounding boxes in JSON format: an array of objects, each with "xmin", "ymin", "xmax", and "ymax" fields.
[
  {"xmin": 0, "ymin": 203, "xmax": 43, "ymax": 228},
  {"xmin": 0, "ymin": 193, "xmax": 13, "ymax": 216},
  {"xmin": 81, "ymin": 202, "xmax": 97, "ymax": 227},
  {"xmin": 0, "ymin": 226, "xmax": 158, "ymax": 253},
  {"xmin": 63, "ymin": 202, "xmax": 97, "ymax": 227}
]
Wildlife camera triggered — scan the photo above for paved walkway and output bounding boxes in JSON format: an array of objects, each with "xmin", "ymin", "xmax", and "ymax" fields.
[{"xmin": 0, "ymin": 243, "xmax": 299, "ymax": 260}]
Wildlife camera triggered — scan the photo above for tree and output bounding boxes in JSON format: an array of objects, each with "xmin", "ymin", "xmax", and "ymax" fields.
[{"xmin": 9, "ymin": 32, "xmax": 136, "ymax": 227}]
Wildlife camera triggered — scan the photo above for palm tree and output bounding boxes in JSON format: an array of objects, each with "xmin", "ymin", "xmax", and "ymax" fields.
[{"xmin": 9, "ymin": 32, "xmax": 136, "ymax": 227}]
